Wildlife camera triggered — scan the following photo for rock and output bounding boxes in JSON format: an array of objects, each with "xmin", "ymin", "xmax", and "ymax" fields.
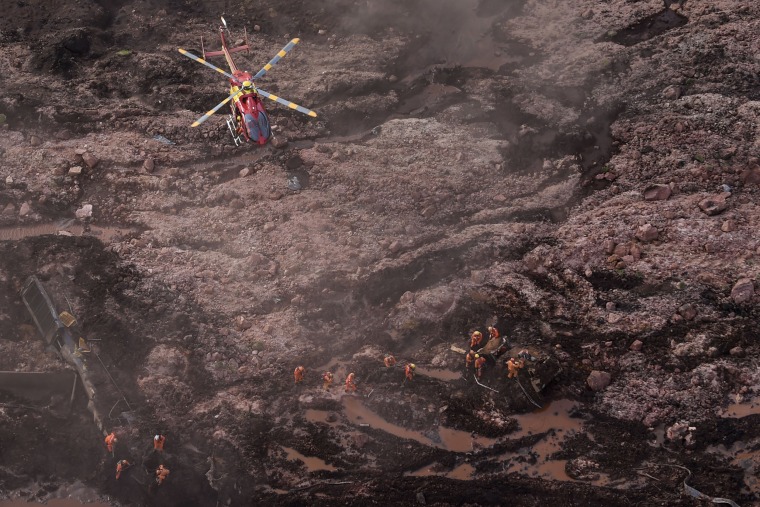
[
  {"xmin": 2, "ymin": 203, "xmax": 15, "ymax": 215},
  {"xmin": 613, "ymin": 243, "xmax": 628, "ymax": 257},
  {"xmin": 389, "ymin": 240, "xmax": 402, "ymax": 254},
  {"xmin": 629, "ymin": 243, "xmax": 642, "ymax": 260},
  {"xmin": 602, "ymin": 239, "xmax": 615, "ymax": 254},
  {"xmin": 68, "ymin": 166, "xmax": 83, "ymax": 175},
  {"xmin": 698, "ymin": 193, "xmax": 729, "ymax": 216},
  {"xmin": 629, "ymin": 340, "xmax": 643, "ymax": 352},
  {"xmin": 678, "ymin": 303, "xmax": 697, "ymax": 321},
  {"xmin": 635, "ymin": 223, "xmax": 659, "ymax": 242},
  {"xmin": 388, "ymin": 75, "xmax": 398, "ymax": 83},
  {"xmin": 721, "ymin": 220, "xmax": 736, "ymax": 232},
  {"xmin": 268, "ymin": 191, "xmax": 283, "ymax": 201},
  {"xmin": 729, "ymin": 346, "xmax": 745, "ymax": 358},
  {"xmin": 607, "ymin": 313, "xmax": 622, "ymax": 324},
  {"xmin": 605, "ymin": 302, "xmax": 616, "ymax": 311},
  {"xmin": 5, "ymin": 175, "xmax": 13, "ymax": 185},
  {"xmin": 75, "ymin": 204, "xmax": 93, "ymax": 219},
  {"xmin": 253, "ymin": 24, "xmax": 261, "ymax": 32},
  {"xmin": 586, "ymin": 371, "xmax": 611, "ymax": 391},
  {"xmin": 271, "ymin": 136, "xmax": 288, "ymax": 149},
  {"xmin": 416, "ymin": 492, "xmax": 426, "ymax": 505},
  {"xmin": 662, "ymin": 85, "xmax": 681, "ymax": 101},
  {"xmin": 143, "ymin": 158, "xmax": 155, "ymax": 173},
  {"xmin": 18, "ymin": 202, "xmax": 30, "ymax": 216},
  {"xmin": 399, "ymin": 291, "xmax": 414, "ymax": 304},
  {"xmin": 581, "ymin": 8, "xmax": 594, "ymax": 19},
  {"xmin": 643, "ymin": 184, "xmax": 671, "ymax": 201},
  {"xmin": 262, "ymin": 222, "xmax": 276, "ymax": 232},
  {"xmin": 739, "ymin": 167, "xmax": 760, "ymax": 185},
  {"xmin": 239, "ymin": 167, "xmax": 250, "ymax": 178},
  {"xmin": 318, "ymin": 29, "xmax": 327, "ymax": 35},
  {"xmin": 29, "ymin": 135, "xmax": 41, "ymax": 146},
  {"xmin": 730, "ymin": 278, "xmax": 754, "ymax": 303},
  {"xmin": 353, "ymin": 433, "xmax": 370, "ymax": 448},
  {"xmin": 82, "ymin": 152, "xmax": 99, "ymax": 169}
]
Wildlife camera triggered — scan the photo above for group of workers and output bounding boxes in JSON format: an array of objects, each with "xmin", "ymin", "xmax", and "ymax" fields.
[
  {"xmin": 105, "ymin": 431, "xmax": 170, "ymax": 486},
  {"xmin": 465, "ymin": 326, "xmax": 537, "ymax": 380},
  {"xmin": 294, "ymin": 354, "xmax": 419, "ymax": 392}
]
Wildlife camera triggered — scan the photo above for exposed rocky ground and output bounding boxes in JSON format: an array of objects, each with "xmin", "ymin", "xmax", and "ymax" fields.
[{"xmin": 1, "ymin": 0, "xmax": 759, "ymax": 505}]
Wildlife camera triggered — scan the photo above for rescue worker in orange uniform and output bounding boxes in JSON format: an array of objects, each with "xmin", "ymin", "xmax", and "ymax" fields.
[
  {"xmin": 474, "ymin": 354, "xmax": 486, "ymax": 379},
  {"xmin": 105, "ymin": 432, "xmax": 117, "ymax": 455},
  {"xmin": 487, "ymin": 326, "xmax": 499, "ymax": 341},
  {"xmin": 155, "ymin": 464, "xmax": 170, "ymax": 485},
  {"xmin": 154, "ymin": 434, "xmax": 166, "ymax": 452},
  {"xmin": 507, "ymin": 357, "xmax": 524, "ymax": 378},
  {"xmin": 294, "ymin": 366, "xmax": 305, "ymax": 384},
  {"xmin": 116, "ymin": 459, "xmax": 130, "ymax": 480},
  {"xmin": 404, "ymin": 363, "xmax": 416, "ymax": 382},
  {"xmin": 384, "ymin": 355, "xmax": 397, "ymax": 368},
  {"xmin": 345, "ymin": 372, "xmax": 357, "ymax": 393},
  {"xmin": 465, "ymin": 350, "xmax": 476, "ymax": 369},
  {"xmin": 470, "ymin": 331, "xmax": 483, "ymax": 350},
  {"xmin": 322, "ymin": 371, "xmax": 334, "ymax": 390}
]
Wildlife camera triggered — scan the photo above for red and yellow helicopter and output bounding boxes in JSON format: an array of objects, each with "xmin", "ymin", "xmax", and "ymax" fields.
[{"xmin": 178, "ymin": 17, "xmax": 317, "ymax": 146}]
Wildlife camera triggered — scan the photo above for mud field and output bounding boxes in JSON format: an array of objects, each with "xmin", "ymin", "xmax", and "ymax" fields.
[{"xmin": 1, "ymin": 0, "xmax": 760, "ymax": 505}]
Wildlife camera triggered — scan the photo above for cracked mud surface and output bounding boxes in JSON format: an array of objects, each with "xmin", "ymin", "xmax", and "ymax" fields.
[{"xmin": 1, "ymin": 0, "xmax": 760, "ymax": 505}]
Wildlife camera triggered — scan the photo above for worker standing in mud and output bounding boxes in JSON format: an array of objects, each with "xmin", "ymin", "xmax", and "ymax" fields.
[
  {"xmin": 322, "ymin": 371, "xmax": 334, "ymax": 390},
  {"xmin": 384, "ymin": 354, "xmax": 397, "ymax": 368},
  {"xmin": 404, "ymin": 363, "xmax": 416, "ymax": 382},
  {"xmin": 155, "ymin": 464, "xmax": 170, "ymax": 485},
  {"xmin": 474, "ymin": 354, "xmax": 486, "ymax": 379},
  {"xmin": 115, "ymin": 459, "xmax": 130, "ymax": 480},
  {"xmin": 507, "ymin": 357, "xmax": 524, "ymax": 378},
  {"xmin": 345, "ymin": 372, "xmax": 357, "ymax": 393},
  {"xmin": 154, "ymin": 434, "xmax": 166, "ymax": 452},
  {"xmin": 470, "ymin": 330, "xmax": 483, "ymax": 350},
  {"xmin": 487, "ymin": 326, "xmax": 499, "ymax": 341},
  {"xmin": 294, "ymin": 365, "xmax": 305, "ymax": 384},
  {"xmin": 104, "ymin": 432, "xmax": 117, "ymax": 456},
  {"xmin": 465, "ymin": 350, "xmax": 476, "ymax": 369}
]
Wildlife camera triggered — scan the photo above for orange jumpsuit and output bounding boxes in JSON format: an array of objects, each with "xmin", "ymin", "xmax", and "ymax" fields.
[
  {"xmin": 465, "ymin": 351, "xmax": 475, "ymax": 368},
  {"xmin": 507, "ymin": 358, "xmax": 523, "ymax": 378},
  {"xmin": 322, "ymin": 371, "xmax": 334, "ymax": 390},
  {"xmin": 474, "ymin": 356, "xmax": 486, "ymax": 379},
  {"xmin": 155, "ymin": 465, "xmax": 170, "ymax": 485},
  {"xmin": 154, "ymin": 435, "xmax": 166, "ymax": 451},
  {"xmin": 294, "ymin": 366, "xmax": 305, "ymax": 384},
  {"xmin": 488, "ymin": 327, "xmax": 499, "ymax": 341},
  {"xmin": 105, "ymin": 432, "xmax": 117, "ymax": 453},
  {"xmin": 470, "ymin": 331, "xmax": 483, "ymax": 350},
  {"xmin": 384, "ymin": 355, "xmax": 397, "ymax": 368},
  {"xmin": 345, "ymin": 373, "xmax": 357, "ymax": 393},
  {"xmin": 404, "ymin": 364, "xmax": 415, "ymax": 382},
  {"xmin": 116, "ymin": 459, "xmax": 129, "ymax": 479}
]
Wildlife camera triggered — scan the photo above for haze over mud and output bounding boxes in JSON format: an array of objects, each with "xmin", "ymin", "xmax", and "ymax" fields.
[{"xmin": 1, "ymin": 0, "xmax": 759, "ymax": 506}]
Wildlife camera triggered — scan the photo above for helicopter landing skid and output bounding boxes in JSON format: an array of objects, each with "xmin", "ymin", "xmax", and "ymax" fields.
[{"xmin": 226, "ymin": 115, "xmax": 243, "ymax": 146}]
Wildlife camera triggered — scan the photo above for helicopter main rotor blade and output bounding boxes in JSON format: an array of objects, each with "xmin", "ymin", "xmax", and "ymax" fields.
[
  {"xmin": 253, "ymin": 38, "xmax": 300, "ymax": 80},
  {"xmin": 178, "ymin": 48, "xmax": 240, "ymax": 83},
  {"xmin": 191, "ymin": 90, "xmax": 241, "ymax": 127},
  {"xmin": 257, "ymin": 88, "xmax": 317, "ymax": 117}
]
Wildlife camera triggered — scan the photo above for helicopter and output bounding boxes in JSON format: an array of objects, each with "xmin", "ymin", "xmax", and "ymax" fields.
[{"xmin": 178, "ymin": 17, "xmax": 317, "ymax": 146}]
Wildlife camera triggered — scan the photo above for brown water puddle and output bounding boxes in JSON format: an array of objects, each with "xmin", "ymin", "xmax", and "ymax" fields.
[
  {"xmin": 281, "ymin": 446, "xmax": 337, "ymax": 472},
  {"xmin": 721, "ymin": 399, "xmax": 760, "ymax": 418},
  {"xmin": 707, "ymin": 441, "xmax": 760, "ymax": 494},
  {"xmin": 342, "ymin": 396, "xmax": 497, "ymax": 452},
  {"xmin": 406, "ymin": 462, "xmax": 475, "ymax": 480},
  {"xmin": 416, "ymin": 367, "xmax": 462, "ymax": 381},
  {"xmin": 0, "ymin": 222, "xmax": 137, "ymax": 242}
]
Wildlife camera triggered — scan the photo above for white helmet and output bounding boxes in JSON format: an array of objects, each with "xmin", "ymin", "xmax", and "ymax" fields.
[{"xmin": 154, "ymin": 435, "xmax": 160, "ymax": 441}]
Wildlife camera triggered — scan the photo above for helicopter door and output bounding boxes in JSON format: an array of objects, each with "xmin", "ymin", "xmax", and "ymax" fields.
[{"xmin": 258, "ymin": 111, "xmax": 271, "ymax": 142}]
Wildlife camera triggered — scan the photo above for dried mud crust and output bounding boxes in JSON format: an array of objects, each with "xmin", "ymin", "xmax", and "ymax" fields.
[{"xmin": 1, "ymin": 0, "xmax": 760, "ymax": 505}]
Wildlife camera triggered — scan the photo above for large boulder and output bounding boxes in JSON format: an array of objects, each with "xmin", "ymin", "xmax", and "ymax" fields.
[
  {"xmin": 586, "ymin": 370, "xmax": 611, "ymax": 391},
  {"xmin": 731, "ymin": 278, "xmax": 755, "ymax": 303}
]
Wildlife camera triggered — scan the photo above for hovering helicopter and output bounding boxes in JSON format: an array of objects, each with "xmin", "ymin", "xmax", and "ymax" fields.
[{"xmin": 178, "ymin": 17, "xmax": 317, "ymax": 146}]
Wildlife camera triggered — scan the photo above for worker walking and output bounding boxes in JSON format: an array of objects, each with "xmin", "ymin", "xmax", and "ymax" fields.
[
  {"xmin": 153, "ymin": 434, "xmax": 166, "ymax": 452},
  {"xmin": 105, "ymin": 432, "xmax": 117, "ymax": 456},
  {"xmin": 384, "ymin": 355, "xmax": 397, "ymax": 368},
  {"xmin": 474, "ymin": 355, "xmax": 486, "ymax": 379},
  {"xmin": 115, "ymin": 459, "xmax": 130, "ymax": 480},
  {"xmin": 345, "ymin": 372, "xmax": 357, "ymax": 393},
  {"xmin": 487, "ymin": 326, "xmax": 499, "ymax": 341},
  {"xmin": 507, "ymin": 357, "xmax": 524, "ymax": 378},
  {"xmin": 294, "ymin": 366, "xmax": 305, "ymax": 384},
  {"xmin": 470, "ymin": 331, "xmax": 483, "ymax": 350},
  {"xmin": 155, "ymin": 464, "xmax": 170, "ymax": 485},
  {"xmin": 322, "ymin": 371, "xmax": 334, "ymax": 390},
  {"xmin": 404, "ymin": 363, "xmax": 416, "ymax": 382}
]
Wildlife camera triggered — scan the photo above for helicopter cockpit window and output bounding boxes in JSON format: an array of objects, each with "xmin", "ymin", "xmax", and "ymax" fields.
[{"xmin": 244, "ymin": 113, "xmax": 260, "ymax": 142}]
